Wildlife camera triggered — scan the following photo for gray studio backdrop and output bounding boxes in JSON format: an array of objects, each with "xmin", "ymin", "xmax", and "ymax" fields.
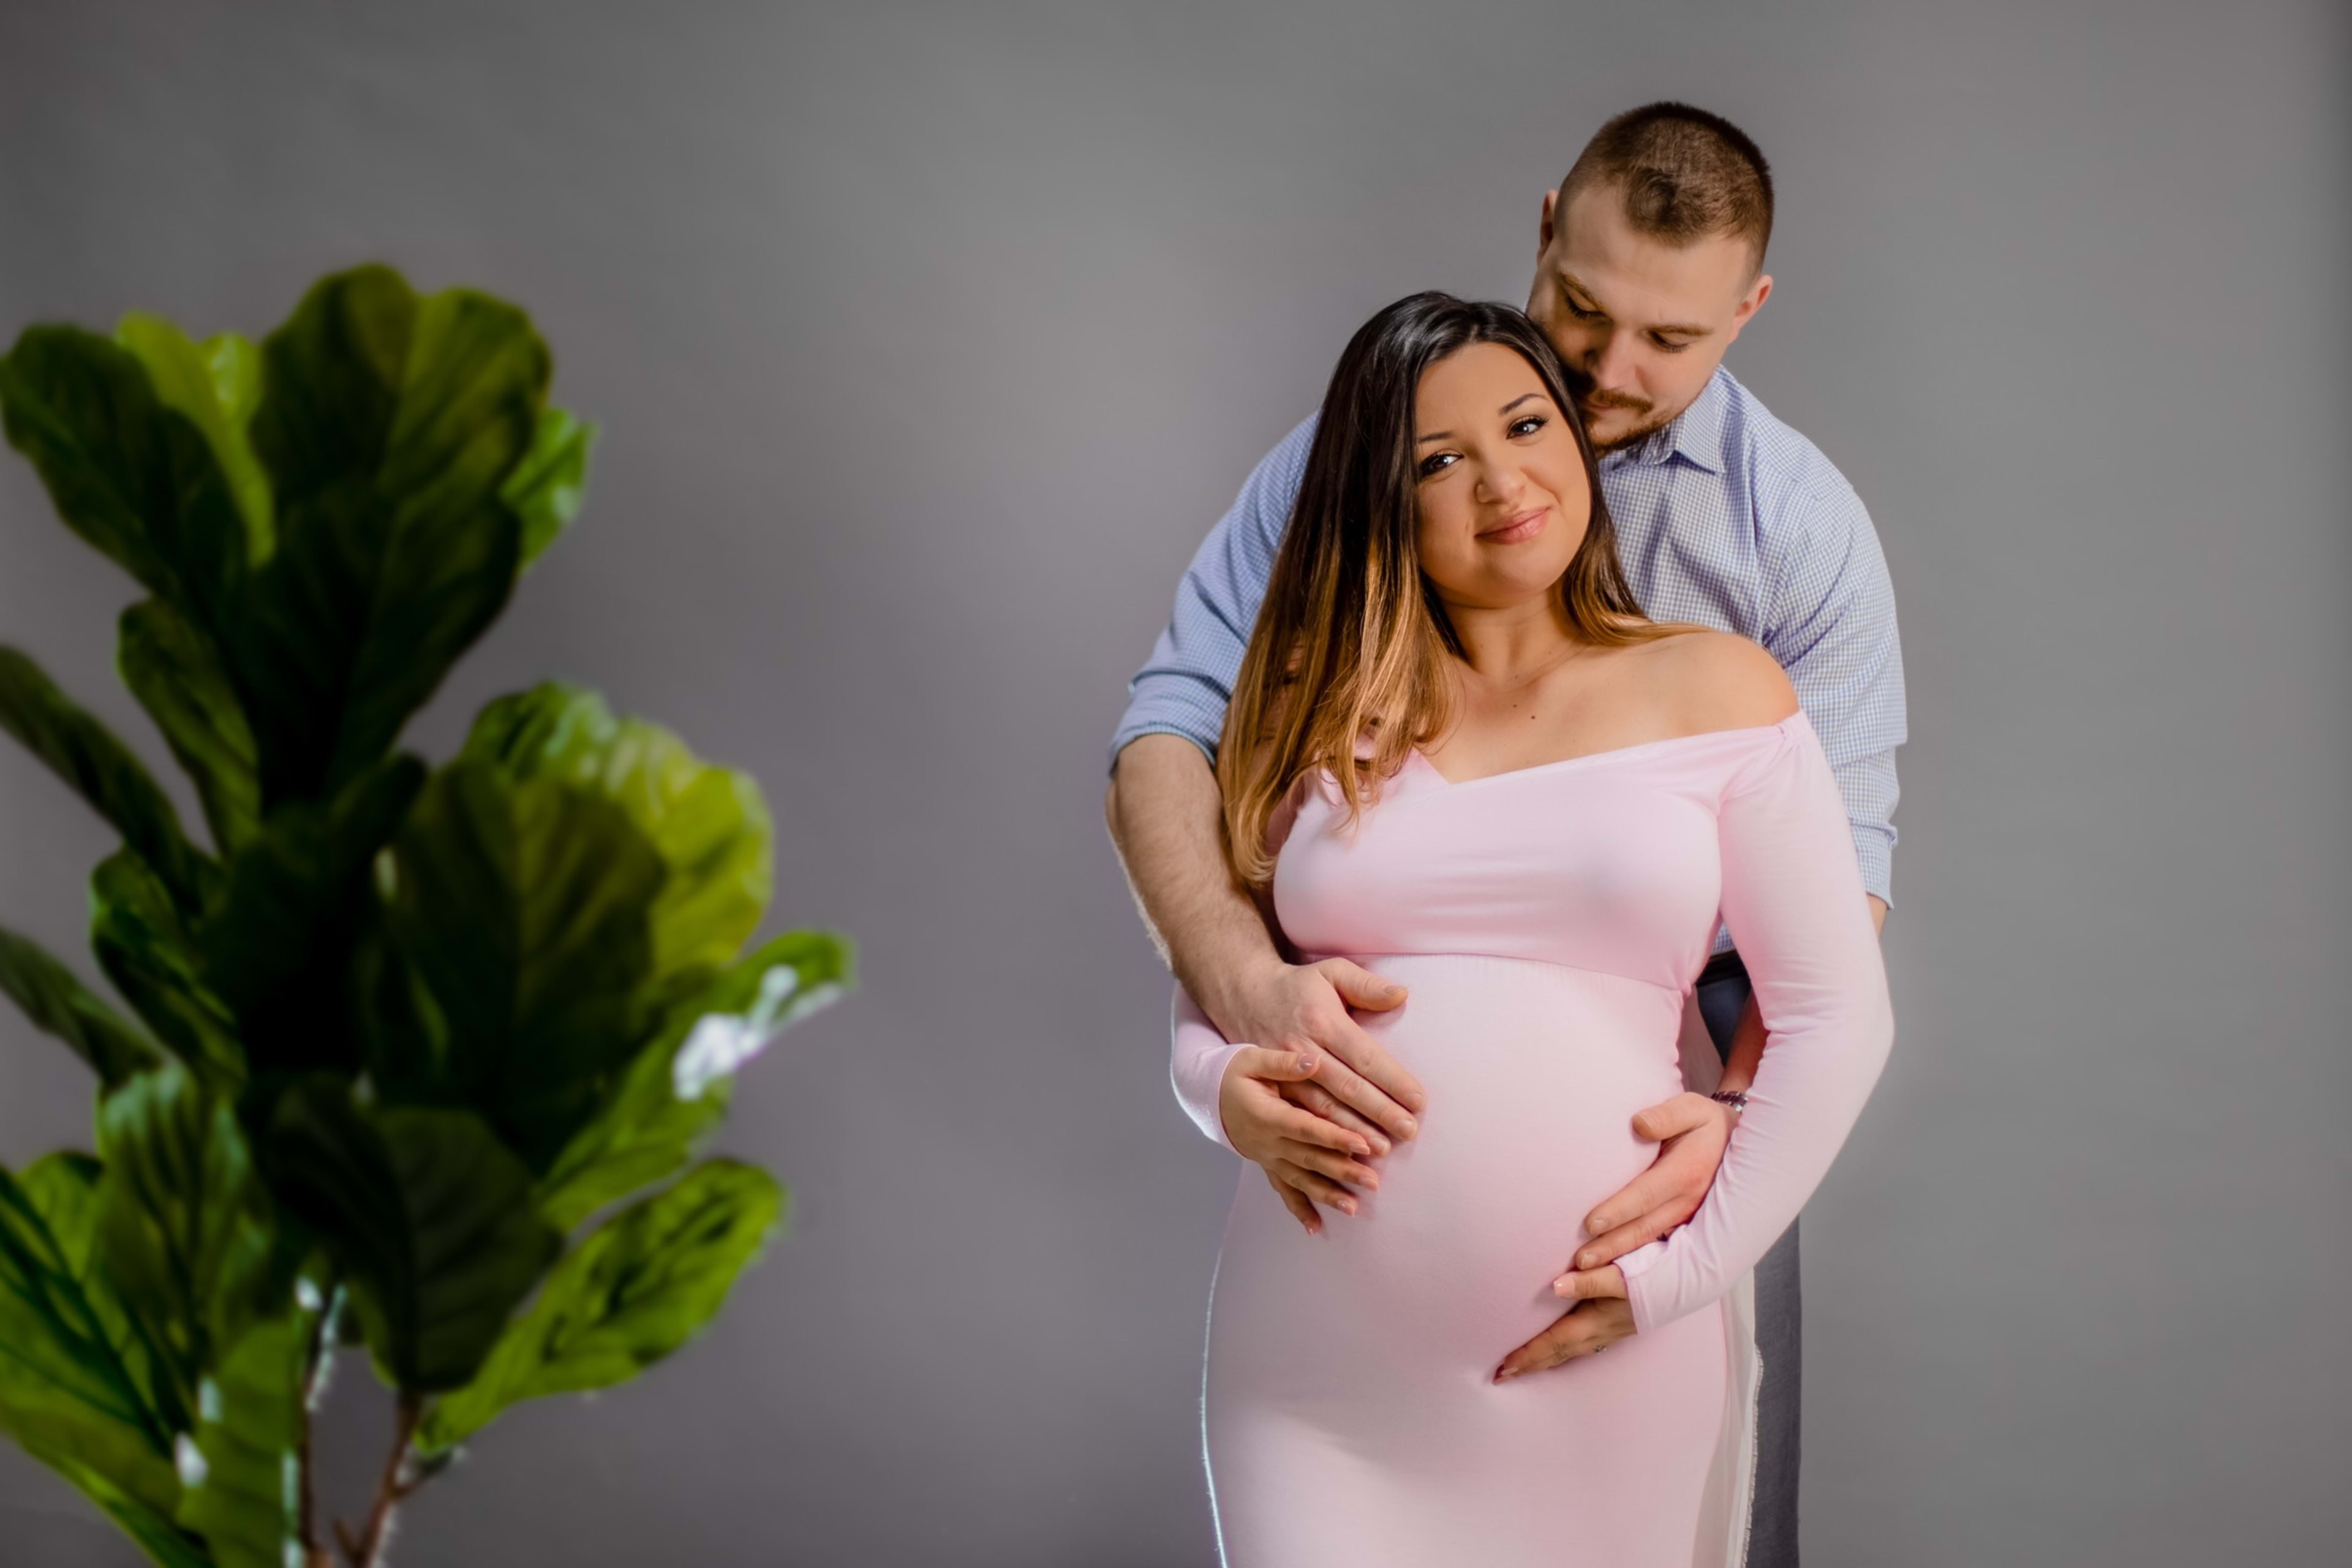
[{"xmin": 2, "ymin": 2, "xmax": 2344, "ymax": 1564}]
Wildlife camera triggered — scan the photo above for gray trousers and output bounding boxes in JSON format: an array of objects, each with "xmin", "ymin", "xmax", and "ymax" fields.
[{"xmin": 1695, "ymin": 957, "xmax": 1801, "ymax": 1568}]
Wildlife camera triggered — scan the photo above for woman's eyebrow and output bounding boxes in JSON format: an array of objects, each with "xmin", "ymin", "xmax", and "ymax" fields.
[{"xmin": 1419, "ymin": 391, "xmax": 1548, "ymax": 445}]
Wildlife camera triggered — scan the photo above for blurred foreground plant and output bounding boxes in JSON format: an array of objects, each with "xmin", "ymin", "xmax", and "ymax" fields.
[{"xmin": 0, "ymin": 265, "xmax": 851, "ymax": 1566}]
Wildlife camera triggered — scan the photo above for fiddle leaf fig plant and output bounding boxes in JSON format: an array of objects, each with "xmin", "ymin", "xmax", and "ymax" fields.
[{"xmin": 0, "ymin": 265, "xmax": 851, "ymax": 1567}]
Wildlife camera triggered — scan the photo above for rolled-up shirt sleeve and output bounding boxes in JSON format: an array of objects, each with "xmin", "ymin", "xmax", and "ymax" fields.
[
  {"xmin": 1108, "ymin": 415, "xmax": 1317, "ymax": 772},
  {"xmin": 1616, "ymin": 711, "xmax": 1896, "ymax": 1335},
  {"xmin": 1757, "ymin": 475, "xmax": 1907, "ymax": 909}
]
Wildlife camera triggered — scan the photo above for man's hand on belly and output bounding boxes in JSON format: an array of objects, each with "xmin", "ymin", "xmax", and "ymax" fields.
[
  {"xmin": 1567, "ymin": 1093, "xmax": 1738, "ymax": 1272},
  {"xmin": 1208, "ymin": 957, "xmax": 1429, "ymax": 1235},
  {"xmin": 1219, "ymin": 955, "xmax": 1428, "ymax": 1143}
]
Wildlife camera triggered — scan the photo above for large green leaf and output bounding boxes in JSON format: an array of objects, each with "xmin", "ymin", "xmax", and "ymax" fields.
[
  {"xmin": 461, "ymin": 682, "xmax": 773, "ymax": 990},
  {"xmin": 95, "ymin": 1066, "xmax": 279, "ymax": 1418},
  {"xmin": 113, "ymin": 315, "xmax": 274, "ymax": 567},
  {"xmin": 419, "ymin": 1159, "xmax": 783, "ymax": 1454},
  {"xmin": 380, "ymin": 759, "xmax": 665, "ymax": 1170},
  {"xmin": 70, "ymin": 1468, "xmax": 216, "ymax": 1568},
  {"xmin": 0, "ymin": 925, "xmax": 163, "ymax": 1088},
  {"xmin": 119, "ymin": 598, "xmax": 260, "ymax": 858},
  {"xmin": 198, "ymin": 753, "xmax": 425, "ymax": 1080},
  {"xmin": 347, "ymin": 904, "xmax": 447, "ymax": 1117},
  {"xmin": 0, "ymin": 1159, "xmax": 186, "ymax": 1532},
  {"xmin": 236, "ymin": 265, "xmax": 546, "ymax": 807},
  {"xmin": 0, "ymin": 324, "xmax": 249, "ymax": 639},
  {"xmin": 534, "ymin": 1044, "xmax": 729, "ymax": 1239},
  {"xmin": 262, "ymin": 1076, "xmax": 559, "ymax": 1392},
  {"xmin": 0, "ymin": 646, "xmax": 218, "ymax": 921},
  {"xmin": 0, "ymin": 1382, "xmax": 186, "ymax": 1539},
  {"xmin": 92, "ymin": 850, "xmax": 244, "ymax": 1088},
  {"xmin": 537, "ymin": 930, "xmax": 853, "ymax": 1233},
  {"xmin": 500, "ymin": 407, "xmax": 594, "ymax": 567},
  {"xmin": 173, "ymin": 1313, "xmax": 304, "ymax": 1568},
  {"xmin": 16, "ymin": 1153, "xmax": 182, "ymax": 1436}
]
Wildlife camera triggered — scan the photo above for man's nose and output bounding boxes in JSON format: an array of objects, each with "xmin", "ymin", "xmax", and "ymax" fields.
[{"xmin": 1590, "ymin": 328, "xmax": 1639, "ymax": 392}]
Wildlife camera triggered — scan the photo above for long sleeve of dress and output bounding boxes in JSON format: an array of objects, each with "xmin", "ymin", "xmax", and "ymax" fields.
[
  {"xmin": 1615, "ymin": 715, "xmax": 1896, "ymax": 1336},
  {"xmin": 1172, "ymin": 986, "xmax": 1247, "ymax": 1153},
  {"xmin": 1167, "ymin": 775, "xmax": 1317, "ymax": 1155}
]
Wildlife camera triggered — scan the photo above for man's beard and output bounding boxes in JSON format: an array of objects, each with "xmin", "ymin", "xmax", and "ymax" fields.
[
  {"xmin": 1564, "ymin": 374, "xmax": 1683, "ymax": 453},
  {"xmin": 1583, "ymin": 399, "xmax": 1679, "ymax": 453}
]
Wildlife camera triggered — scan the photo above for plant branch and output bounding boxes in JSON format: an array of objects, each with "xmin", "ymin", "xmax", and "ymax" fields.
[
  {"xmin": 296, "ymin": 1290, "xmax": 336, "ymax": 1567},
  {"xmin": 341, "ymin": 1390, "xmax": 423, "ymax": 1568}
]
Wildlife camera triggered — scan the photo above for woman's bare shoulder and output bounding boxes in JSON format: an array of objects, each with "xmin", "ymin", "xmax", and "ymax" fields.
[{"xmin": 1645, "ymin": 628, "xmax": 1800, "ymax": 733}]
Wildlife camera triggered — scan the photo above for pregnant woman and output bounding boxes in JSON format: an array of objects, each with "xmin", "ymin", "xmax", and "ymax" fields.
[{"xmin": 1168, "ymin": 293, "xmax": 1893, "ymax": 1567}]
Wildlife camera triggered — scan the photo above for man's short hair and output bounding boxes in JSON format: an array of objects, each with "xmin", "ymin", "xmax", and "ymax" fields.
[{"xmin": 1559, "ymin": 102, "xmax": 1774, "ymax": 270}]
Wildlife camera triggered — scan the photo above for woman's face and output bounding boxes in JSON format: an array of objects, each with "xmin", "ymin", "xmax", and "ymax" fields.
[{"xmin": 1410, "ymin": 341, "xmax": 1591, "ymax": 613}]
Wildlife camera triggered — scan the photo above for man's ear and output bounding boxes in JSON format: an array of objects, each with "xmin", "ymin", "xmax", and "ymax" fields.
[
  {"xmin": 1538, "ymin": 187, "xmax": 1560, "ymax": 258},
  {"xmin": 1724, "ymin": 271, "xmax": 1774, "ymax": 346}
]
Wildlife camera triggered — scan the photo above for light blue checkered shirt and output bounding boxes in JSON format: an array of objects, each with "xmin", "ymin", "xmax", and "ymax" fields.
[{"xmin": 1110, "ymin": 364, "xmax": 1906, "ymax": 947}]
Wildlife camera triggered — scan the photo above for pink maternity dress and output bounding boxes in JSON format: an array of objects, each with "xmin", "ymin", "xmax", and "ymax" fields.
[{"xmin": 1170, "ymin": 709, "xmax": 1893, "ymax": 1568}]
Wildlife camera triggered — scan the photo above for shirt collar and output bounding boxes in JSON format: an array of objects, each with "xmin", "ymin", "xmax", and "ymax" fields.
[{"xmin": 1599, "ymin": 366, "xmax": 1729, "ymax": 476}]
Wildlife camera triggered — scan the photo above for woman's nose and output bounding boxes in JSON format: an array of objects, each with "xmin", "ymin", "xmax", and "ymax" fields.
[{"xmin": 1476, "ymin": 459, "xmax": 1526, "ymax": 505}]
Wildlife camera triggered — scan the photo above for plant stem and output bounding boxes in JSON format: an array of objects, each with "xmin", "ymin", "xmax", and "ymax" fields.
[
  {"xmin": 296, "ymin": 1299, "xmax": 330, "ymax": 1564},
  {"xmin": 344, "ymin": 1391, "xmax": 423, "ymax": 1568}
]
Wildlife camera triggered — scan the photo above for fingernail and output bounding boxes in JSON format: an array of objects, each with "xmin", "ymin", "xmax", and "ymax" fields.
[
  {"xmin": 1398, "ymin": 1117, "xmax": 1417, "ymax": 1137},
  {"xmin": 1493, "ymin": 1367, "xmax": 1515, "ymax": 1384},
  {"xmin": 1339, "ymin": 1197, "xmax": 1358, "ymax": 1215},
  {"xmin": 1577, "ymin": 1251, "xmax": 1598, "ymax": 1269},
  {"xmin": 1552, "ymin": 1276, "xmax": 1574, "ymax": 1295},
  {"xmin": 1360, "ymin": 1172, "xmax": 1379, "ymax": 1191},
  {"xmin": 1297, "ymin": 1055, "xmax": 1317, "ymax": 1073}
]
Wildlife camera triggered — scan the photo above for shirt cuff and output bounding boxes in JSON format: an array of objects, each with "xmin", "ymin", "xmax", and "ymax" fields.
[
  {"xmin": 1851, "ymin": 830, "xmax": 1893, "ymax": 911},
  {"xmin": 1110, "ymin": 669, "xmax": 1235, "ymax": 771},
  {"xmin": 1109, "ymin": 723, "xmax": 1218, "ymax": 777}
]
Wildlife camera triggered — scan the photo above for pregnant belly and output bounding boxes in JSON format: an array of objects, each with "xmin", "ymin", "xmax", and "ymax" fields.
[{"xmin": 1208, "ymin": 952, "xmax": 1690, "ymax": 1415}]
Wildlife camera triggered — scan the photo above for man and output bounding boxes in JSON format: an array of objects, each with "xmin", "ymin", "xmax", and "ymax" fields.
[{"xmin": 1106, "ymin": 102, "xmax": 1903, "ymax": 1565}]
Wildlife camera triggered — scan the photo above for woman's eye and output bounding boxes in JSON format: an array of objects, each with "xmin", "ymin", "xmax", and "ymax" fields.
[
  {"xmin": 1510, "ymin": 415, "xmax": 1547, "ymax": 437},
  {"xmin": 1417, "ymin": 452, "xmax": 1457, "ymax": 478}
]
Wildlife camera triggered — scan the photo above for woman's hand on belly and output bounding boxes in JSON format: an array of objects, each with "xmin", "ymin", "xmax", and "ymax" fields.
[
  {"xmin": 1491, "ymin": 1265, "xmax": 1635, "ymax": 1382},
  {"xmin": 1570, "ymin": 1090, "xmax": 1740, "ymax": 1272},
  {"xmin": 1219, "ymin": 1046, "xmax": 1386, "ymax": 1233}
]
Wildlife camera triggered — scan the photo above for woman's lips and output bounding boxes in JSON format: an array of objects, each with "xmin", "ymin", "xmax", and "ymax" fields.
[{"xmin": 1479, "ymin": 506, "xmax": 1548, "ymax": 544}]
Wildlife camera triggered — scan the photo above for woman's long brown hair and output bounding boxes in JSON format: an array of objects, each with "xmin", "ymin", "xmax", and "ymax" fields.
[{"xmin": 1218, "ymin": 292, "xmax": 1687, "ymax": 888}]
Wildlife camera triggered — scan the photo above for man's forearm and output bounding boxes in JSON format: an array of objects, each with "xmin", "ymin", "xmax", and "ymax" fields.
[
  {"xmin": 1717, "ymin": 893, "xmax": 1887, "ymax": 1096},
  {"xmin": 1104, "ymin": 734, "xmax": 1285, "ymax": 1035}
]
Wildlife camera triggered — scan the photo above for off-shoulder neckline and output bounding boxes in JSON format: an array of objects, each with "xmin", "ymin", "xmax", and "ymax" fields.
[{"xmin": 1398, "ymin": 707, "xmax": 1810, "ymax": 790}]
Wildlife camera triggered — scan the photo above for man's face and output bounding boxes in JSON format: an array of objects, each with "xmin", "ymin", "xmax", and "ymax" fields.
[{"xmin": 1525, "ymin": 180, "xmax": 1773, "ymax": 451}]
